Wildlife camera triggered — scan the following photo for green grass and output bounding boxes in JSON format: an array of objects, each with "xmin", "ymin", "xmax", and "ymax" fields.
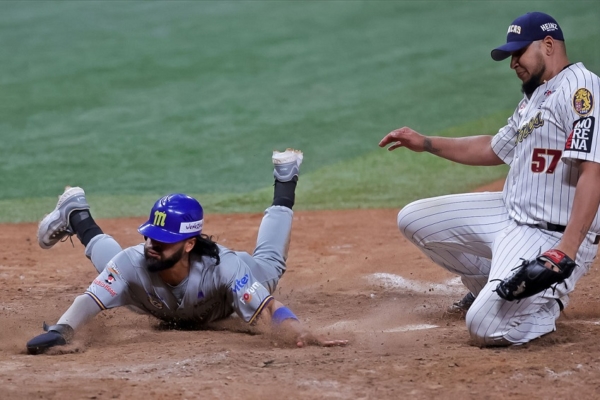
[
  {"xmin": 0, "ymin": 1, "xmax": 598, "ymax": 222},
  {"xmin": 0, "ymin": 111, "xmax": 511, "ymax": 222}
]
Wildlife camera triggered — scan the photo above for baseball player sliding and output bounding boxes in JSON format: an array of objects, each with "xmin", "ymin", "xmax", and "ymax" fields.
[
  {"xmin": 379, "ymin": 12, "xmax": 600, "ymax": 346},
  {"xmin": 27, "ymin": 149, "xmax": 348, "ymax": 354}
]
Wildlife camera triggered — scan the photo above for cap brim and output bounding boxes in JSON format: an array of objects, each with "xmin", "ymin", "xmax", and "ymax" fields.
[
  {"xmin": 138, "ymin": 223, "xmax": 190, "ymax": 243},
  {"xmin": 491, "ymin": 41, "xmax": 532, "ymax": 61}
]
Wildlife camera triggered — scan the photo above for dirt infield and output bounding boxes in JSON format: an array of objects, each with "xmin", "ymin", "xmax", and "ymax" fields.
[{"xmin": 2, "ymin": 184, "xmax": 600, "ymax": 399}]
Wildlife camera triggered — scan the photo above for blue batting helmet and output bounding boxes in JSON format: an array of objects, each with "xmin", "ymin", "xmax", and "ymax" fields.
[{"xmin": 138, "ymin": 194, "xmax": 204, "ymax": 243}]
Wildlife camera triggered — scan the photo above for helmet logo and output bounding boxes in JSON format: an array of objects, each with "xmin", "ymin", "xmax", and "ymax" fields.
[
  {"xmin": 153, "ymin": 210, "xmax": 167, "ymax": 227},
  {"xmin": 179, "ymin": 220, "xmax": 203, "ymax": 234}
]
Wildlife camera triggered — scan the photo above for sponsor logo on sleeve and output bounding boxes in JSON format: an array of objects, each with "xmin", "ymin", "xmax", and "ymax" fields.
[
  {"xmin": 565, "ymin": 117, "xmax": 595, "ymax": 153},
  {"xmin": 93, "ymin": 278, "xmax": 117, "ymax": 297},
  {"xmin": 105, "ymin": 272, "xmax": 116, "ymax": 285},
  {"xmin": 239, "ymin": 282, "xmax": 261, "ymax": 304},
  {"xmin": 232, "ymin": 274, "xmax": 249, "ymax": 293},
  {"xmin": 241, "ymin": 292, "xmax": 252, "ymax": 304},
  {"xmin": 572, "ymin": 88, "xmax": 594, "ymax": 116},
  {"xmin": 106, "ymin": 261, "xmax": 120, "ymax": 275}
]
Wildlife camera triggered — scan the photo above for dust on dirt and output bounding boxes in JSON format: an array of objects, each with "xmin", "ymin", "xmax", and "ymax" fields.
[{"xmin": 2, "ymin": 180, "xmax": 600, "ymax": 399}]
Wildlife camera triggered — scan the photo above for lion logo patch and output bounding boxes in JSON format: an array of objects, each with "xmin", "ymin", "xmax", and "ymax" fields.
[{"xmin": 572, "ymin": 88, "xmax": 593, "ymax": 116}]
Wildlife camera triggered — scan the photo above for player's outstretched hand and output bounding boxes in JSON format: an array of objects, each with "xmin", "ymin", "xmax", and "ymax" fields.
[
  {"xmin": 26, "ymin": 323, "xmax": 74, "ymax": 355},
  {"xmin": 294, "ymin": 332, "xmax": 348, "ymax": 348},
  {"xmin": 379, "ymin": 126, "xmax": 427, "ymax": 152}
]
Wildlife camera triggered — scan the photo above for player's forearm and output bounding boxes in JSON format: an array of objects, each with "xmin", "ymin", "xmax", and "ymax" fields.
[
  {"xmin": 57, "ymin": 294, "xmax": 103, "ymax": 331},
  {"xmin": 262, "ymin": 300, "xmax": 305, "ymax": 341},
  {"xmin": 424, "ymin": 135, "xmax": 504, "ymax": 166},
  {"xmin": 558, "ymin": 161, "xmax": 600, "ymax": 259}
]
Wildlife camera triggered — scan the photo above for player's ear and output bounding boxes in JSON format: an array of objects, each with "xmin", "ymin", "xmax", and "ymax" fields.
[
  {"xmin": 184, "ymin": 237, "xmax": 196, "ymax": 253},
  {"xmin": 542, "ymin": 36, "xmax": 555, "ymax": 56}
]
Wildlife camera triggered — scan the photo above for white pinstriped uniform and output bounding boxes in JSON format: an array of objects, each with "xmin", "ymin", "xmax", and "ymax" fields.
[{"xmin": 398, "ymin": 63, "xmax": 600, "ymax": 345}]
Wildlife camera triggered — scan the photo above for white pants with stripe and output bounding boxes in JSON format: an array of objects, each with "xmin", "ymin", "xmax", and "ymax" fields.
[{"xmin": 397, "ymin": 192, "xmax": 597, "ymax": 346}]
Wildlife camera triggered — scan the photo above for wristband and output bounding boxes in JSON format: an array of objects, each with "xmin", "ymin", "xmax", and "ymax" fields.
[{"xmin": 272, "ymin": 307, "xmax": 298, "ymax": 325}]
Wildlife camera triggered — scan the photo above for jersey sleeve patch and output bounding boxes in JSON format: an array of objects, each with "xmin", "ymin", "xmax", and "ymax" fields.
[
  {"xmin": 229, "ymin": 271, "xmax": 273, "ymax": 323},
  {"xmin": 572, "ymin": 88, "xmax": 594, "ymax": 116},
  {"xmin": 84, "ymin": 266, "xmax": 131, "ymax": 310},
  {"xmin": 92, "ymin": 275, "xmax": 119, "ymax": 297},
  {"xmin": 565, "ymin": 116, "xmax": 595, "ymax": 153}
]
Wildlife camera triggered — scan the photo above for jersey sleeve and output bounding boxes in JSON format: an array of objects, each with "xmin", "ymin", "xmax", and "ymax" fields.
[
  {"xmin": 561, "ymin": 72, "xmax": 600, "ymax": 165},
  {"xmin": 219, "ymin": 254, "xmax": 273, "ymax": 324},
  {"xmin": 84, "ymin": 261, "xmax": 133, "ymax": 310},
  {"xmin": 491, "ymin": 103, "xmax": 521, "ymax": 164}
]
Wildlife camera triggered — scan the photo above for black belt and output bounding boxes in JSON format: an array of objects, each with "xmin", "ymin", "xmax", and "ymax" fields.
[{"xmin": 538, "ymin": 222, "xmax": 600, "ymax": 245}]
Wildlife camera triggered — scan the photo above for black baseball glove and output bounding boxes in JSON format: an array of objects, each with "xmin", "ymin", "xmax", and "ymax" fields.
[
  {"xmin": 26, "ymin": 322, "xmax": 74, "ymax": 355},
  {"xmin": 494, "ymin": 249, "xmax": 577, "ymax": 301}
]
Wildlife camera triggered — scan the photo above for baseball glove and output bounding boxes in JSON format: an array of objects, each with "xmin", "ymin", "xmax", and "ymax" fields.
[
  {"xmin": 494, "ymin": 249, "xmax": 577, "ymax": 301},
  {"xmin": 26, "ymin": 322, "xmax": 74, "ymax": 355}
]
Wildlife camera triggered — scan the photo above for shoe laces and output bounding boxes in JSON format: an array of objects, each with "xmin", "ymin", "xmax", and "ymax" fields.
[
  {"xmin": 50, "ymin": 224, "xmax": 73, "ymax": 239},
  {"xmin": 49, "ymin": 224, "xmax": 75, "ymax": 247}
]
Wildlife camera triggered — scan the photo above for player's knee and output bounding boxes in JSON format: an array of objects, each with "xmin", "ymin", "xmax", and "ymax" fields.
[
  {"xmin": 397, "ymin": 202, "xmax": 417, "ymax": 236},
  {"xmin": 397, "ymin": 200, "xmax": 427, "ymax": 242},
  {"xmin": 465, "ymin": 307, "xmax": 488, "ymax": 345},
  {"xmin": 465, "ymin": 304, "xmax": 511, "ymax": 347}
]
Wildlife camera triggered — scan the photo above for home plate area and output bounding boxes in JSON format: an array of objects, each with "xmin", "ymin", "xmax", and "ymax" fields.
[{"xmin": 2, "ymin": 209, "xmax": 600, "ymax": 399}]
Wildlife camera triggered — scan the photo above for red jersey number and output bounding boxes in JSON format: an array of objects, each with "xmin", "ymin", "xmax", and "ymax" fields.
[{"xmin": 531, "ymin": 148, "xmax": 562, "ymax": 174}]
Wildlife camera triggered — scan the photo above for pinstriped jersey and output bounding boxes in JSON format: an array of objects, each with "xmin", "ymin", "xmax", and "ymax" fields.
[
  {"xmin": 84, "ymin": 244, "xmax": 273, "ymax": 325},
  {"xmin": 491, "ymin": 63, "xmax": 600, "ymax": 233}
]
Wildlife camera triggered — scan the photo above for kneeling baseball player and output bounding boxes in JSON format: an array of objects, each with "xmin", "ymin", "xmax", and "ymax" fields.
[{"xmin": 27, "ymin": 149, "xmax": 348, "ymax": 354}]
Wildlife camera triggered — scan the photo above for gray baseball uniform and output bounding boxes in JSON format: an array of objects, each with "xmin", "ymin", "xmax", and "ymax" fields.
[{"xmin": 59, "ymin": 205, "xmax": 293, "ymax": 327}]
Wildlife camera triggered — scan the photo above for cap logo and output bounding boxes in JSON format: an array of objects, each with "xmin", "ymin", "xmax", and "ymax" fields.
[
  {"xmin": 540, "ymin": 23, "xmax": 558, "ymax": 32},
  {"xmin": 153, "ymin": 210, "xmax": 167, "ymax": 226},
  {"xmin": 179, "ymin": 219, "xmax": 203, "ymax": 234},
  {"xmin": 507, "ymin": 25, "xmax": 521, "ymax": 34}
]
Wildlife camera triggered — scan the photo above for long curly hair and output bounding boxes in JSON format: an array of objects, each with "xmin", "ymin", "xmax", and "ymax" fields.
[{"xmin": 190, "ymin": 234, "xmax": 221, "ymax": 265}]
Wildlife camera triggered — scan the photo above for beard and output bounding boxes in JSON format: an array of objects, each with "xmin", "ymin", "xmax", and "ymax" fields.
[
  {"xmin": 144, "ymin": 244, "xmax": 186, "ymax": 272},
  {"xmin": 521, "ymin": 65, "xmax": 546, "ymax": 97}
]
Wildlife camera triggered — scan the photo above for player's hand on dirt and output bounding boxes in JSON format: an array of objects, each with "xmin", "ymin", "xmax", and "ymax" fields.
[
  {"xmin": 294, "ymin": 331, "xmax": 348, "ymax": 348},
  {"xmin": 26, "ymin": 323, "xmax": 74, "ymax": 355},
  {"xmin": 379, "ymin": 127, "xmax": 427, "ymax": 152}
]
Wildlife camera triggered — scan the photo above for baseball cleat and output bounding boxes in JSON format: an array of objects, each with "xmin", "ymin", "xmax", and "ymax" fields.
[
  {"xmin": 447, "ymin": 292, "xmax": 475, "ymax": 314},
  {"xmin": 37, "ymin": 186, "xmax": 90, "ymax": 249},
  {"xmin": 272, "ymin": 148, "xmax": 303, "ymax": 182}
]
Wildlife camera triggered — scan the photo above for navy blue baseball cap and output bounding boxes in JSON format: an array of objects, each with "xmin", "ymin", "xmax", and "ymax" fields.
[{"xmin": 491, "ymin": 12, "xmax": 564, "ymax": 61}]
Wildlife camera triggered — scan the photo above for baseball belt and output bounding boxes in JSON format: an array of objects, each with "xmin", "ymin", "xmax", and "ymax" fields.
[{"xmin": 537, "ymin": 222, "xmax": 600, "ymax": 245}]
